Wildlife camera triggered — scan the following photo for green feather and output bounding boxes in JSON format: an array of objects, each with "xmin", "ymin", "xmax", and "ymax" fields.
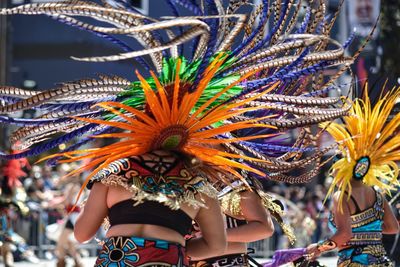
[{"xmin": 105, "ymin": 53, "xmax": 243, "ymax": 121}]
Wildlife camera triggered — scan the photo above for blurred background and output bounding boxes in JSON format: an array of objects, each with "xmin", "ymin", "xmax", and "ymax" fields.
[{"xmin": 0, "ymin": 0, "xmax": 399, "ymax": 266}]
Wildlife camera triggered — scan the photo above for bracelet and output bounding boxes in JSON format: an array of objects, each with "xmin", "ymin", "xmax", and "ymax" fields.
[{"xmin": 316, "ymin": 239, "xmax": 337, "ymax": 253}]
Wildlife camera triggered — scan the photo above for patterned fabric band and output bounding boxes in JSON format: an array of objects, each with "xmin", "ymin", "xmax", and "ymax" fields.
[
  {"xmin": 346, "ymin": 232, "xmax": 383, "ymax": 246},
  {"xmin": 317, "ymin": 239, "xmax": 337, "ymax": 253},
  {"xmin": 88, "ymin": 152, "xmax": 217, "ymax": 210},
  {"xmin": 95, "ymin": 236, "xmax": 189, "ymax": 267},
  {"xmin": 190, "ymin": 253, "xmax": 249, "ymax": 267},
  {"xmin": 338, "ymin": 244, "xmax": 393, "ymax": 267}
]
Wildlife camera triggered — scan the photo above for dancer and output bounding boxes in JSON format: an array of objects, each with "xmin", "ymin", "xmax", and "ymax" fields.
[
  {"xmin": 54, "ymin": 175, "xmax": 84, "ymax": 267},
  {"xmin": 0, "ymin": 198, "xmax": 17, "ymax": 267},
  {"xmin": 190, "ymin": 177, "xmax": 295, "ymax": 266},
  {"xmin": 75, "ymin": 150, "xmax": 227, "ymax": 266},
  {"xmin": 0, "ymin": 0, "xmax": 356, "ymax": 265},
  {"xmin": 0, "ymin": 153, "xmax": 30, "ymax": 267},
  {"xmin": 306, "ymin": 86, "xmax": 400, "ymax": 266}
]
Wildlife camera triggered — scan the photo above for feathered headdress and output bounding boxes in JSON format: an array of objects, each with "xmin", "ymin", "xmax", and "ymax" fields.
[
  {"xmin": 0, "ymin": 0, "xmax": 356, "ymax": 186},
  {"xmin": 321, "ymin": 85, "xmax": 400, "ymax": 207}
]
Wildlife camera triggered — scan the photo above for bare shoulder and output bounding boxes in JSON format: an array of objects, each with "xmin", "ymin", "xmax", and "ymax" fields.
[
  {"xmin": 88, "ymin": 182, "xmax": 109, "ymax": 202},
  {"xmin": 331, "ymin": 190, "xmax": 350, "ymax": 213},
  {"xmin": 240, "ymin": 190, "xmax": 258, "ymax": 199},
  {"xmin": 332, "ymin": 191, "xmax": 342, "ymax": 202},
  {"xmin": 196, "ymin": 191, "xmax": 218, "ymax": 204},
  {"xmin": 91, "ymin": 181, "xmax": 108, "ymax": 192},
  {"xmin": 239, "ymin": 190, "xmax": 263, "ymax": 206}
]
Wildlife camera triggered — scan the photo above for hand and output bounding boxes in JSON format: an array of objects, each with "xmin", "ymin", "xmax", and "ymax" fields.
[
  {"xmin": 305, "ymin": 243, "xmax": 321, "ymax": 261},
  {"xmin": 192, "ymin": 230, "xmax": 202, "ymax": 238},
  {"xmin": 185, "ymin": 228, "xmax": 202, "ymax": 240}
]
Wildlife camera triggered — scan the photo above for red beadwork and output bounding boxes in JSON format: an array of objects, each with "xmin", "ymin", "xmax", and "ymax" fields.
[{"xmin": 152, "ymin": 125, "xmax": 188, "ymax": 150}]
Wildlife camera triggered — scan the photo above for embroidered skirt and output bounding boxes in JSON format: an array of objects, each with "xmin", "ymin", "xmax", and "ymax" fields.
[
  {"xmin": 95, "ymin": 236, "xmax": 189, "ymax": 267},
  {"xmin": 337, "ymin": 244, "xmax": 393, "ymax": 267},
  {"xmin": 190, "ymin": 253, "xmax": 249, "ymax": 267}
]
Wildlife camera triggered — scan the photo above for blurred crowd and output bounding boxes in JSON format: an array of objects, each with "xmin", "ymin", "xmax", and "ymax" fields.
[
  {"xmin": 268, "ymin": 184, "xmax": 332, "ymax": 249},
  {"xmin": 0, "ymin": 161, "xmax": 99, "ymax": 264}
]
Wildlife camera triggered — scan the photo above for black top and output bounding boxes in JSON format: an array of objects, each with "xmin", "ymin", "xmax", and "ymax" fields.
[
  {"xmin": 108, "ymin": 200, "xmax": 193, "ymax": 236},
  {"xmin": 348, "ymin": 194, "xmax": 362, "ymax": 214},
  {"xmin": 225, "ymin": 214, "xmax": 247, "ymax": 228},
  {"xmin": 344, "ymin": 190, "xmax": 376, "ymax": 214}
]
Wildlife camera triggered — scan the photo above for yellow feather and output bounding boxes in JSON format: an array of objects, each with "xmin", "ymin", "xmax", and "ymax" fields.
[{"xmin": 323, "ymin": 85, "xmax": 400, "ymax": 211}]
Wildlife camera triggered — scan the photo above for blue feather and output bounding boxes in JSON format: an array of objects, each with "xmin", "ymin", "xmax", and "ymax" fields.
[
  {"xmin": 245, "ymin": 0, "xmax": 290, "ymax": 56},
  {"xmin": 295, "ymin": 8, "xmax": 311, "ymax": 34},
  {"xmin": 105, "ymin": 0, "xmax": 142, "ymax": 13},
  {"xmin": 166, "ymin": 0, "xmax": 184, "ymax": 56},
  {"xmin": 242, "ymin": 141, "xmax": 315, "ymax": 153},
  {"xmin": 0, "ymin": 111, "xmax": 103, "ymax": 126},
  {"xmin": 231, "ymin": 0, "xmax": 269, "ymax": 57},
  {"xmin": 171, "ymin": 0, "xmax": 203, "ymax": 16},
  {"xmin": 37, "ymin": 96, "xmax": 117, "ymax": 114},
  {"xmin": 0, "ymin": 96, "xmax": 23, "ymax": 104},
  {"xmin": 0, "ymin": 116, "xmax": 70, "ymax": 126},
  {"xmin": 229, "ymin": 48, "xmax": 311, "ymax": 101},
  {"xmin": 0, "ymin": 124, "xmax": 100, "ymax": 160},
  {"xmin": 191, "ymin": 0, "xmax": 219, "ymax": 92},
  {"xmin": 343, "ymin": 30, "xmax": 356, "ymax": 48}
]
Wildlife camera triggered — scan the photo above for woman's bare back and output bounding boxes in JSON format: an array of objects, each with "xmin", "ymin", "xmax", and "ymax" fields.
[
  {"xmin": 347, "ymin": 184, "xmax": 376, "ymax": 214},
  {"xmin": 105, "ymin": 185, "xmax": 200, "ymax": 245}
]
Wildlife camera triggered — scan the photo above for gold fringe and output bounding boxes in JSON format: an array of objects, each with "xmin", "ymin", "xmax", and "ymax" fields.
[
  {"xmin": 220, "ymin": 189, "xmax": 243, "ymax": 216},
  {"xmin": 95, "ymin": 173, "xmax": 217, "ymax": 231},
  {"xmin": 99, "ymin": 174, "xmax": 218, "ymax": 210},
  {"xmin": 220, "ymin": 186, "xmax": 296, "ymax": 244}
]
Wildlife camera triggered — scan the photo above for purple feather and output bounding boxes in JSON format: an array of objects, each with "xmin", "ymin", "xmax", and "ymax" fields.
[
  {"xmin": 244, "ymin": 0, "xmax": 290, "ymax": 56},
  {"xmin": 295, "ymin": 8, "xmax": 311, "ymax": 34},
  {"xmin": 262, "ymin": 248, "xmax": 306, "ymax": 267},
  {"xmin": 231, "ymin": 0, "xmax": 269, "ymax": 57}
]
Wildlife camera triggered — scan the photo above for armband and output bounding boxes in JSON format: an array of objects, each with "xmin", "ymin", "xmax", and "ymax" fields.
[{"xmin": 316, "ymin": 239, "xmax": 337, "ymax": 253}]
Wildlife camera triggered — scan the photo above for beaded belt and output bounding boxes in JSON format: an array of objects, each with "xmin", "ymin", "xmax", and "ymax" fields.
[{"xmin": 190, "ymin": 253, "xmax": 249, "ymax": 267}]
